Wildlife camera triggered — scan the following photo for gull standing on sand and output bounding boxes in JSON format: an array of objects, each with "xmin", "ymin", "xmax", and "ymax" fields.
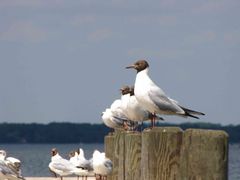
[
  {"xmin": 77, "ymin": 148, "xmax": 92, "ymax": 171},
  {"xmin": 69, "ymin": 151, "xmax": 80, "ymax": 167},
  {"xmin": 49, "ymin": 148, "xmax": 88, "ymax": 180},
  {"xmin": 77, "ymin": 148, "xmax": 94, "ymax": 180},
  {"xmin": 92, "ymin": 150, "xmax": 113, "ymax": 180},
  {"xmin": 126, "ymin": 60, "xmax": 205, "ymax": 127},
  {"xmin": 0, "ymin": 150, "xmax": 25, "ymax": 180},
  {"xmin": 69, "ymin": 149, "xmax": 92, "ymax": 180}
]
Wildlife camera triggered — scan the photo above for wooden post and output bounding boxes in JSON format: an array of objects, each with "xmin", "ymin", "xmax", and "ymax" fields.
[
  {"xmin": 125, "ymin": 132, "xmax": 142, "ymax": 180},
  {"xmin": 141, "ymin": 127, "xmax": 183, "ymax": 180},
  {"xmin": 104, "ymin": 133, "xmax": 115, "ymax": 180},
  {"xmin": 112, "ymin": 130, "xmax": 121, "ymax": 180},
  {"xmin": 118, "ymin": 131, "xmax": 127, "ymax": 180},
  {"xmin": 180, "ymin": 129, "xmax": 228, "ymax": 180},
  {"xmin": 111, "ymin": 130, "xmax": 126, "ymax": 180},
  {"xmin": 104, "ymin": 127, "xmax": 229, "ymax": 180}
]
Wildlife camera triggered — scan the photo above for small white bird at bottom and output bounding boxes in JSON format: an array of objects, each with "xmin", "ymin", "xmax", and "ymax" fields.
[
  {"xmin": 0, "ymin": 150, "xmax": 25, "ymax": 180},
  {"xmin": 92, "ymin": 150, "xmax": 112, "ymax": 180}
]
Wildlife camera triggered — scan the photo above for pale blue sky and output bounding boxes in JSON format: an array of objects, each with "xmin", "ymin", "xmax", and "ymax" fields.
[{"xmin": 0, "ymin": 0, "xmax": 239, "ymax": 125}]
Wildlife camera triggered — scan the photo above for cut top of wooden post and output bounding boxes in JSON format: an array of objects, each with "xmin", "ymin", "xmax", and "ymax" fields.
[
  {"xmin": 180, "ymin": 128, "xmax": 229, "ymax": 180},
  {"xmin": 141, "ymin": 127, "xmax": 183, "ymax": 180},
  {"xmin": 143, "ymin": 126, "xmax": 183, "ymax": 133}
]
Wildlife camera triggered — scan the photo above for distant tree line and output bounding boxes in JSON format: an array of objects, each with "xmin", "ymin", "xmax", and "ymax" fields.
[{"xmin": 0, "ymin": 122, "xmax": 239, "ymax": 143}]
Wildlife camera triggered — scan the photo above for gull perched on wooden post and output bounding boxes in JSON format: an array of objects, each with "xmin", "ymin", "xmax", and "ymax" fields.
[{"xmin": 126, "ymin": 60, "xmax": 205, "ymax": 127}]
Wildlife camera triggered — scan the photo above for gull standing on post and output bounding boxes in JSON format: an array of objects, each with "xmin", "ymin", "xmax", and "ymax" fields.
[
  {"xmin": 126, "ymin": 60, "xmax": 205, "ymax": 127},
  {"xmin": 123, "ymin": 86, "xmax": 164, "ymax": 124},
  {"xmin": 101, "ymin": 86, "xmax": 138, "ymax": 131}
]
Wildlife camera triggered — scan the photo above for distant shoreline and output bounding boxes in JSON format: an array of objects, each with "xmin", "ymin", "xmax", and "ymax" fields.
[{"xmin": 0, "ymin": 122, "xmax": 239, "ymax": 143}]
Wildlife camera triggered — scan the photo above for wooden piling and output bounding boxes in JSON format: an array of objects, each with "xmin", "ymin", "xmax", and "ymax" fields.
[
  {"xmin": 104, "ymin": 133, "xmax": 115, "ymax": 180},
  {"xmin": 111, "ymin": 130, "xmax": 120, "ymax": 180},
  {"xmin": 125, "ymin": 132, "xmax": 142, "ymax": 180},
  {"xmin": 104, "ymin": 127, "xmax": 228, "ymax": 180},
  {"xmin": 180, "ymin": 129, "xmax": 228, "ymax": 180},
  {"xmin": 118, "ymin": 131, "xmax": 127, "ymax": 180},
  {"xmin": 109, "ymin": 130, "xmax": 126, "ymax": 180},
  {"xmin": 141, "ymin": 127, "xmax": 183, "ymax": 180}
]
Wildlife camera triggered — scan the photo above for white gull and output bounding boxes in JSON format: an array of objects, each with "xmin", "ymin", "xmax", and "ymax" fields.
[
  {"xmin": 102, "ymin": 86, "xmax": 138, "ymax": 130},
  {"xmin": 0, "ymin": 150, "xmax": 25, "ymax": 180},
  {"xmin": 92, "ymin": 150, "xmax": 112, "ymax": 180},
  {"xmin": 126, "ymin": 60, "xmax": 205, "ymax": 127},
  {"xmin": 49, "ymin": 148, "xmax": 87, "ymax": 180},
  {"xmin": 123, "ymin": 86, "xmax": 164, "ymax": 124}
]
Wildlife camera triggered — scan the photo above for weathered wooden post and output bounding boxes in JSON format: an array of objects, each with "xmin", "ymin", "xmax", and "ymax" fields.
[
  {"xmin": 124, "ymin": 132, "xmax": 142, "ymax": 180},
  {"xmin": 105, "ymin": 133, "xmax": 115, "ymax": 180},
  {"xmin": 141, "ymin": 127, "xmax": 183, "ymax": 180},
  {"xmin": 111, "ymin": 130, "xmax": 121, "ymax": 180},
  {"xmin": 108, "ymin": 130, "xmax": 126, "ymax": 180},
  {"xmin": 180, "ymin": 129, "xmax": 228, "ymax": 180},
  {"xmin": 104, "ymin": 127, "xmax": 229, "ymax": 180},
  {"xmin": 118, "ymin": 131, "xmax": 127, "ymax": 180}
]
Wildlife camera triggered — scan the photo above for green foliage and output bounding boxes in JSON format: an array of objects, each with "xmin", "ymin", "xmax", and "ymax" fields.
[{"xmin": 0, "ymin": 122, "xmax": 239, "ymax": 143}]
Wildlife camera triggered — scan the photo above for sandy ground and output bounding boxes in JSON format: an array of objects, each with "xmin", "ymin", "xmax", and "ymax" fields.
[{"xmin": 26, "ymin": 177, "xmax": 96, "ymax": 180}]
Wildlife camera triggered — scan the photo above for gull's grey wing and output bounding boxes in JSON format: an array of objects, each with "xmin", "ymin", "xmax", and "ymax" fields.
[
  {"xmin": 104, "ymin": 159, "xmax": 113, "ymax": 169},
  {"xmin": 78, "ymin": 159, "xmax": 92, "ymax": 170},
  {"xmin": 168, "ymin": 97, "xmax": 204, "ymax": 116},
  {"xmin": 148, "ymin": 85, "xmax": 184, "ymax": 114},
  {"xmin": 111, "ymin": 116, "xmax": 125, "ymax": 125},
  {"xmin": 0, "ymin": 160, "xmax": 18, "ymax": 176},
  {"xmin": 88, "ymin": 158, "xmax": 93, "ymax": 171},
  {"xmin": 51, "ymin": 160, "xmax": 74, "ymax": 172}
]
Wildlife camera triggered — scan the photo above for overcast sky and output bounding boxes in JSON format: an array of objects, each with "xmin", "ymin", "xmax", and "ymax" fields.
[{"xmin": 0, "ymin": 0, "xmax": 239, "ymax": 125}]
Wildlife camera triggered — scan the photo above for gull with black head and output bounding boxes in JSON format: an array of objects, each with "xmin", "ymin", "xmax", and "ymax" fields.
[
  {"xmin": 126, "ymin": 60, "xmax": 205, "ymax": 127},
  {"xmin": 102, "ymin": 85, "xmax": 138, "ymax": 131},
  {"xmin": 49, "ymin": 148, "xmax": 88, "ymax": 180}
]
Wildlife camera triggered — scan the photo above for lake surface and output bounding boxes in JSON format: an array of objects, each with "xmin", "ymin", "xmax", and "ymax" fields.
[{"xmin": 0, "ymin": 143, "xmax": 239, "ymax": 179}]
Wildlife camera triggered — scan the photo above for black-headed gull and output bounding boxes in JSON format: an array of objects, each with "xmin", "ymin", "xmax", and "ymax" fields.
[
  {"xmin": 101, "ymin": 108, "xmax": 126, "ymax": 130},
  {"xmin": 92, "ymin": 150, "xmax": 112, "ymax": 180},
  {"xmin": 49, "ymin": 148, "xmax": 88, "ymax": 180},
  {"xmin": 123, "ymin": 86, "xmax": 164, "ymax": 124},
  {"xmin": 69, "ymin": 151, "xmax": 89, "ymax": 179},
  {"xmin": 109, "ymin": 85, "xmax": 130, "ymax": 121},
  {"xmin": 102, "ymin": 86, "xmax": 138, "ymax": 131},
  {"xmin": 77, "ymin": 148, "xmax": 93, "ymax": 171},
  {"xmin": 69, "ymin": 149, "xmax": 93, "ymax": 180},
  {"xmin": 126, "ymin": 60, "xmax": 204, "ymax": 127}
]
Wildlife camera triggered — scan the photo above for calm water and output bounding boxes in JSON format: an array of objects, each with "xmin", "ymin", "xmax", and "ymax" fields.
[
  {"xmin": 0, "ymin": 143, "xmax": 239, "ymax": 179},
  {"xmin": 0, "ymin": 143, "xmax": 104, "ymax": 177}
]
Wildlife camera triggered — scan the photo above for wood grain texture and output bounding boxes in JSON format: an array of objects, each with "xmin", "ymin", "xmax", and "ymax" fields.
[
  {"xmin": 104, "ymin": 133, "xmax": 115, "ymax": 180},
  {"xmin": 112, "ymin": 130, "xmax": 122, "ymax": 180},
  {"xmin": 125, "ymin": 132, "xmax": 142, "ymax": 180},
  {"xmin": 26, "ymin": 178, "xmax": 96, "ymax": 180},
  {"xmin": 180, "ymin": 129, "xmax": 228, "ymax": 180},
  {"xmin": 104, "ymin": 127, "xmax": 228, "ymax": 180},
  {"xmin": 118, "ymin": 131, "xmax": 127, "ymax": 180},
  {"xmin": 141, "ymin": 127, "xmax": 183, "ymax": 180}
]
